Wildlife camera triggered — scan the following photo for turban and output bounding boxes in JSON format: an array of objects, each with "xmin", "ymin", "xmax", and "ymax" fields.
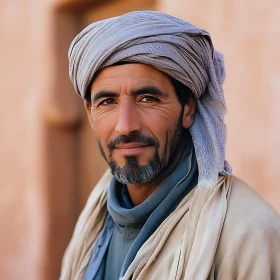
[{"xmin": 68, "ymin": 11, "xmax": 232, "ymax": 188}]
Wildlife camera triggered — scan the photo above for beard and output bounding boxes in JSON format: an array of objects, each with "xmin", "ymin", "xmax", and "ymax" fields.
[
  {"xmin": 97, "ymin": 133, "xmax": 163, "ymax": 184},
  {"xmin": 97, "ymin": 111, "xmax": 184, "ymax": 185},
  {"xmin": 108, "ymin": 151, "xmax": 162, "ymax": 185}
]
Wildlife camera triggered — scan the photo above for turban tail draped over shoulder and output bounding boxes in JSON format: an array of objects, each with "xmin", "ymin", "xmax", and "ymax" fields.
[{"xmin": 68, "ymin": 10, "xmax": 232, "ymax": 188}]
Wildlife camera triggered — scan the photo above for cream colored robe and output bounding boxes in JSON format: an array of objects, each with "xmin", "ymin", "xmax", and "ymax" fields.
[
  {"xmin": 209, "ymin": 177, "xmax": 280, "ymax": 280},
  {"xmin": 60, "ymin": 173, "xmax": 280, "ymax": 280}
]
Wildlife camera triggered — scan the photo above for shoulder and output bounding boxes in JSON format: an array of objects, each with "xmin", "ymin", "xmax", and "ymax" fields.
[
  {"xmin": 226, "ymin": 176, "xmax": 280, "ymax": 233},
  {"xmin": 212, "ymin": 176, "xmax": 280, "ymax": 279},
  {"xmin": 219, "ymin": 175, "xmax": 280, "ymax": 250}
]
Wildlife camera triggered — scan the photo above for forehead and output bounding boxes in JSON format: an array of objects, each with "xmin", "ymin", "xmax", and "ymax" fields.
[{"xmin": 91, "ymin": 63, "xmax": 172, "ymax": 89}]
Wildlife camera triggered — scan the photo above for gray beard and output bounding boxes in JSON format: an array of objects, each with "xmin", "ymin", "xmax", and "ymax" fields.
[
  {"xmin": 97, "ymin": 111, "xmax": 184, "ymax": 185},
  {"xmin": 109, "ymin": 153, "xmax": 162, "ymax": 184}
]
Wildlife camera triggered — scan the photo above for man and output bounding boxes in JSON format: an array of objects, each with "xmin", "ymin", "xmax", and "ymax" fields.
[{"xmin": 60, "ymin": 11, "xmax": 280, "ymax": 280}]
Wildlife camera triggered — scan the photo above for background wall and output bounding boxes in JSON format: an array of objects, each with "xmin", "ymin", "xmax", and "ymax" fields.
[
  {"xmin": 0, "ymin": 0, "xmax": 279, "ymax": 279},
  {"xmin": 0, "ymin": 0, "xmax": 53, "ymax": 279}
]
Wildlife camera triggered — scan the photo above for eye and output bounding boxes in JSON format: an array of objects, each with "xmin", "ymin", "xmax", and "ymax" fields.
[
  {"xmin": 98, "ymin": 98, "xmax": 117, "ymax": 107},
  {"xmin": 139, "ymin": 96, "xmax": 159, "ymax": 103}
]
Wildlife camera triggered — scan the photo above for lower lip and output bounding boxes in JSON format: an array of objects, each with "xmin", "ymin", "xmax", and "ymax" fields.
[{"xmin": 116, "ymin": 146, "xmax": 150, "ymax": 156}]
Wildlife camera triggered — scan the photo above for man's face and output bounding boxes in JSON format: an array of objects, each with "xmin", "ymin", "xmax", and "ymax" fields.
[{"xmin": 85, "ymin": 63, "xmax": 192, "ymax": 185}]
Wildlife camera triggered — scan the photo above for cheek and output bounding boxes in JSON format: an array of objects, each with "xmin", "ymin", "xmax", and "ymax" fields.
[
  {"xmin": 141, "ymin": 105, "xmax": 181, "ymax": 136},
  {"xmin": 90, "ymin": 109, "xmax": 116, "ymax": 150},
  {"xmin": 141, "ymin": 107, "xmax": 181, "ymax": 153},
  {"xmin": 142, "ymin": 100, "xmax": 181, "ymax": 124}
]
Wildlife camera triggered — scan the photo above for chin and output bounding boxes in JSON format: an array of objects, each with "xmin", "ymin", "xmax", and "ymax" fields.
[{"xmin": 109, "ymin": 157, "xmax": 161, "ymax": 185}]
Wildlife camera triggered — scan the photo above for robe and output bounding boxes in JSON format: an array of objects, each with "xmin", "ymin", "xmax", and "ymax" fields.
[{"xmin": 60, "ymin": 173, "xmax": 280, "ymax": 280}]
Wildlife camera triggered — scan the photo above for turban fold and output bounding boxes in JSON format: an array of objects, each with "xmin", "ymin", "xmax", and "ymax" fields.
[{"xmin": 68, "ymin": 11, "xmax": 232, "ymax": 188}]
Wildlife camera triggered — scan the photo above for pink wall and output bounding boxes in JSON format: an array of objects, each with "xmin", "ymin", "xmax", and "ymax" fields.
[{"xmin": 0, "ymin": 0, "xmax": 58, "ymax": 278}]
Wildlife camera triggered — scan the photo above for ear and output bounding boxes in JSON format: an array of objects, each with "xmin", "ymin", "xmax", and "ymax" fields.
[
  {"xmin": 84, "ymin": 100, "xmax": 95, "ymax": 130},
  {"xmin": 182, "ymin": 96, "xmax": 196, "ymax": 129}
]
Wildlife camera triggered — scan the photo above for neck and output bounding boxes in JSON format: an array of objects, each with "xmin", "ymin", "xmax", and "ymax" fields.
[{"xmin": 127, "ymin": 137, "xmax": 188, "ymax": 206}]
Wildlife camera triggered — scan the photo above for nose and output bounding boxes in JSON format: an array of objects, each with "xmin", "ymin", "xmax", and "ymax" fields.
[{"xmin": 115, "ymin": 100, "xmax": 141, "ymax": 135}]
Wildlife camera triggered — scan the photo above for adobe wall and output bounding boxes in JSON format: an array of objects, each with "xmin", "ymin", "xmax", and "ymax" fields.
[{"xmin": 0, "ymin": 0, "xmax": 71, "ymax": 278}]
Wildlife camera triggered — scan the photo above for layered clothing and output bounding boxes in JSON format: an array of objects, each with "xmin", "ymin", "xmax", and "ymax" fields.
[
  {"xmin": 85, "ymin": 144, "xmax": 198, "ymax": 279},
  {"xmin": 60, "ymin": 169, "xmax": 280, "ymax": 280}
]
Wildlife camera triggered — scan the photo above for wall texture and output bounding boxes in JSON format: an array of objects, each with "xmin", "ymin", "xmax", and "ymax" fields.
[
  {"xmin": 1, "ymin": 0, "xmax": 51, "ymax": 278},
  {"xmin": 0, "ymin": 0, "xmax": 80, "ymax": 278}
]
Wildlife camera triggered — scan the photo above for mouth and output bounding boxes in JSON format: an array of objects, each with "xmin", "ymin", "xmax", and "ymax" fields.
[{"xmin": 115, "ymin": 142, "xmax": 151, "ymax": 156}]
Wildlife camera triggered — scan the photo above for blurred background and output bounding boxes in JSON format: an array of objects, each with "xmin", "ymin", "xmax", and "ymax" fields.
[{"xmin": 0, "ymin": 0, "xmax": 279, "ymax": 279}]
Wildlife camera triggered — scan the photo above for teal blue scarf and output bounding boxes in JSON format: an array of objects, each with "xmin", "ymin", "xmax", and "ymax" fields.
[{"xmin": 107, "ymin": 145, "xmax": 198, "ymax": 276}]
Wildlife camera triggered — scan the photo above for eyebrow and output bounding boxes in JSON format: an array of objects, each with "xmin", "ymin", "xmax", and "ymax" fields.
[
  {"xmin": 92, "ymin": 91, "xmax": 118, "ymax": 103},
  {"xmin": 92, "ymin": 86, "xmax": 166, "ymax": 103},
  {"xmin": 132, "ymin": 86, "xmax": 166, "ymax": 97}
]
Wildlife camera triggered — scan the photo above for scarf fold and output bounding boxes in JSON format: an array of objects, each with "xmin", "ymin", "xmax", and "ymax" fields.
[
  {"xmin": 60, "ymin": 171, "xmax": 232, "ymax": 280},
  {"xmin": 120, "ymin": 176, "xmax": 232, "ymax": 280},
  {"xmin": 106, "ymin": 146, "xmax": 198, "ymax": 276},
  {"xmin": 107, "ymin": 145, "xmax": 196, "ymax": 227}
]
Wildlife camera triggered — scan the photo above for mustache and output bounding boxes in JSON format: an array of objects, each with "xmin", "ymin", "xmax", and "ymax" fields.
[{"xmin": 107, "ymin": 133, "xmax": 159, "ymax": 151}]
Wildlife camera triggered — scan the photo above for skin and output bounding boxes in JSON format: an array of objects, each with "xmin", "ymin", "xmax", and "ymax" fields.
[{"xmin": 84, "ymin": 63, "xmax": 196, "ymax": 206}]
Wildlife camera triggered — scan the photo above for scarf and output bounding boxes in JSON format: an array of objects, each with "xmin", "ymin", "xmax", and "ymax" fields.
[
  {"xmin": 107, "ymin": 146, "xmax": 198, "ymax": 276},
  {"xmin": 60, "ymin": 170, "xmax": 232, "ymax": 280}
]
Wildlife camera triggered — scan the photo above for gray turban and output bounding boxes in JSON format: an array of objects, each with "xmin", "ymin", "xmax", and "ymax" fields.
[{"xmin": 68, "ymin": 11, "xmax": 232, "ymax": 188}]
